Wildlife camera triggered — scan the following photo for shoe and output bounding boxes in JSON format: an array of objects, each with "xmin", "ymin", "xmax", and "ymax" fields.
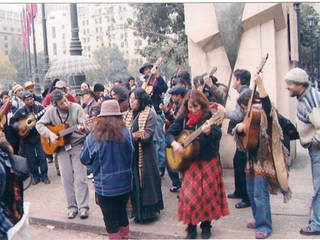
[
  {"xmin": 32, "ymin": 178, "xmax": 40, "ymax": 185},
  {"xmin": 67, "ymin": 210, "xmax": 78, "ymax": 219},
  {"xmin": 80, "ymin": 209, "xmax": 89, "ymax": 219},
  {"xmin": 247, "ymin": 222, "xmax": 255, "ymax": 229},
  {"xmin": 235, "ymin": 201, "xmax": 251, "ymax": 208},
  {"xmin": 87, "ymin": 173, "xmax": 93, "ymax": 179},
  {"xmin": 256, "ymin": 232, "xmax": 268, "ymax": 239},
  {"xmin": 159, "ymin": 167, "xmax": 165, "ymax": 177},
  {"xmin": 227, "ymin": 193, "xmax": 241, "ymax": 199},
  {"xmin": 57, "ymin": 171, "xmax": 61, "ymax": 176},
  {"xmin": 42, "ymin": 179, "xmax": 51, "ymax": 184},
  {"xmin": 47, "ymin": 157, "xmax": 53, "ymax": 163},
  {"xmin": 300, "ymin": 226, "xmax": 320, "ymax": 235},
  {"xmin": 185, "ymin": 225, "xmax": 197, "ymax": 239},
  {"xmin": 170, "ymin": 185, "xmax": 181, "ymax": 192},
  {"xmin": 200, "ymin": 222, "xmax": 212, "ymax": 239}
]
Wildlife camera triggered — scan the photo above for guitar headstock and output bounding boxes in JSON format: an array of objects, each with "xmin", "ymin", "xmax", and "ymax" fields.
[
  {"xmin": 208, "ymin": 66, "xmax": 218, "ymax": 76},
  {"xmin": 256, "ymin": 53, "xmax": 269, "ymax": 74},
  {"xmin": 208, "ymin": 111, "xmax": 224, "ymax": 125},
  {"xmin": 154, "ymin": 57, "xmax": 164, "ymax": 69}
]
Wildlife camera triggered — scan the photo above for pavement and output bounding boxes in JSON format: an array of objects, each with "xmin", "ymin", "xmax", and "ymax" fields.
[{"xmin": 20, "ymin": 144, "xmax": 319, "ymax": 239}]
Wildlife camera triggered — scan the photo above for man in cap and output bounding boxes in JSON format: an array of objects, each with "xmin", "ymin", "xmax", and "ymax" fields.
[
  {"xmin": 42, "ymin": 80, "xmax": 76, "ymax": 107},
  {"xmin": 36, "ymin": 89, "xmax": 90, "ymax": 219},
  {"xmin": 10, "ymin": 91, "xmax": 50, "ymax": 185},
  {"xmin": 24, "ymin": 81, "xmax": 42, "ymax": 104},
  {"xmin": 78, "ymin": 89, "xmax": 100, "ymax": 118},
  {"xmin": 11, "ymin": 83, "xmax": 24, "ymax": 114},
  {"xmin": 140, "ymin": 62, "xmax": 168, "ymax": 177},
  {"xmin": 93, "ymin": 83, "xmax": 105, "ymax": 105},
  {"xmin": 285, "ymin": 68, "xmax": 320, "ymax": 236}
]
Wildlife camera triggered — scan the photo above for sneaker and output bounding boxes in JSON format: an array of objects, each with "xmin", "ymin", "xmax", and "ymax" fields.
[
  {"xmin": 170, "ymin": 185, "xmax": 181, "ymax": 192},
  {"xmin": 300, "ymin": 226, "xmax": 320, "ymax": 235},
  {"xmin": 235, "ymin": 201, "xmax": 251, "ymax": 208},
  {"xmin": 227, "ymin": 193, "xmax": 241, "ymax": 199},
  {"xmin": 87, "ymin": 173, "xmax": 93, "ymax": 179},
  {"xmin": 247, "ymin": 222, "xmax": 255, "ymax": 229},
  {"xmin": 80, "ymin": 209, "xmax": 89, "ymax": 219},
  {"xmin": 42, "ymin": 179, "xmax": 51, "ymax": 184},
  {"xmin": 67, "ymin": 210, "xmax": 78, "ymax": 219},
  {"xmin": 256, "ymin": 232, "xmax": 268, "ymax": 239},
  {"xmin": 159, "ymin": 167, "xmax": 165, "ymax": 177}
]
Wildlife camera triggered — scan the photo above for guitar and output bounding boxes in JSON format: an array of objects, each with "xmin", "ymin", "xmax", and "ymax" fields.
[
  {"xmin": 196, "ymin": 66, "xmax": 217, "ymax": 91},
  {"xmin": 241, "ymin": 53, "xmax": 269, "ymax": 150},
  {"xmin": 40, "ymin": 118, "xmax": 95, "ymax": 155},
  {"xmin": 166, "ymin": 110, "xmax": 224, "ymax": 172},
  {"xmin": 17, "ymin": 107, "xmax": 47, "ymax": 138},
  {"xmin": 141, "ymin": 57, "xmax": 164, "ymax": 96},
  {"xmin": 0, "ymin": 100, "xmax": 12, "ymax": 126}
]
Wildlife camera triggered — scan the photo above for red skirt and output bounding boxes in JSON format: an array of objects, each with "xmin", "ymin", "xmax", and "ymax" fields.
[{"xmin": 178, "ymin": 157, "xmax": 230, "ymax": 225}]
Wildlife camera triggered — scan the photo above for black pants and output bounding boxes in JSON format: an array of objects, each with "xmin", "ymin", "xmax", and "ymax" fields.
[
  {"xmin": 233, "ymin": 149, "xmax": 250, "ymax": 203},
  {"xmin": 96, "ymin": 192, "xmax": 130, "ymax": 233}
]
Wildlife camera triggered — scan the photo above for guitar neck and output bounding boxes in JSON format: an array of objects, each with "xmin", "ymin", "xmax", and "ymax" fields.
[
  {"xmin": 182, "ymin": 127, "xmax": 203, "ymax": 147},
  {"xmin": 58, "ymin": 125, "xmax": 78, "ymax": 137}
]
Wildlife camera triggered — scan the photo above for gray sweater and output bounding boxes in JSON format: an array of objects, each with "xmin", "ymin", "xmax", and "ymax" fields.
[{"xmin": 36, "ymin": 102, "xmax": 87, "ymax": 147}]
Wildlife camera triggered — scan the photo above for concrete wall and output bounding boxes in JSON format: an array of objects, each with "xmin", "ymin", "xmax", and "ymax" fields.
[{"xmin": 185, "ymin": 3, "xmax": 298, "ymax": 168}]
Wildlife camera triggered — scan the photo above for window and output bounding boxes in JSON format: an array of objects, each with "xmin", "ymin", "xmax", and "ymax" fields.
[
  {"xmin": 62, "ymin": 33, "xmax": 65, "ymax": 39},
  {"xmin": 53, "ymin": 43, "xmax": 57, "ymax": 55},
  {"xmin": 96, "ymin": 27, "xmax": 98, "ymax": 33},
  {"xmin": 4, "ymin": 35, "xmax": 7, "ymax": 41},
  {"xmin": 3, "ymin": 26, "xmax": 7, "ymax": 31},
  {"xmin": 87, "ymin": 29, "xmax": 90, "ymax": 34},
  {"xmin": 96, "ymin": 36, "xmax": 99, "ymax": 42},
  {"xmin": 83, "ymin": 20, "xmax": 85, "ymax": 26},
  {"xmin": 87, "ymin": 37, "xmax": 90, "ymax": 42},
  {"xmin": 10, "ymin": 27, "xmax": 14, "ymax": 31},
  {"xmin": 83, "ymin": 29, "xmax": 86, "ymax": 35},
  {"xmin": 4, "ymin": 43, "xmax": 8, "ymax": 48},
  {"xmin": 86, "ymin": 20, "xmax": 89, "ymax": 25},
  {"xmin": 52, "ymin": 26, "xmax": 56, "ymax": 39}
]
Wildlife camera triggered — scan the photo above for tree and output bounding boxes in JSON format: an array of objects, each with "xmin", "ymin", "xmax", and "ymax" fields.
[
  {"xmin": 128, "ymin": 3, "xmax": 189, "ymax": 71},
  {"xmin": 0, "ymin": 50, "xmax": 18, "ymax": 90},
  {"xmin": 299, "ymin": 3, "xmax": 320, "ymax": 73},
  {"xmin": 8, "ymin": 36, "xmax": 26, "ymax": 84},
  {"xmin": 86, "ymin": 46, "xmax": 130, "ymax": 86}
]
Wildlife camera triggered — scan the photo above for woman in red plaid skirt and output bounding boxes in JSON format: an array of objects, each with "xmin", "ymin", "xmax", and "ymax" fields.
[{"xmin": 166, "ymin": 89, "xmax": 229, "ymax": 239}]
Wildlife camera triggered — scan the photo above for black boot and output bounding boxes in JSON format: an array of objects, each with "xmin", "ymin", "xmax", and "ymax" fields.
[
  {"xmin": 185, "ymin": 224, "xmax": 197, "ymax": 239},
  {"xmin": 200, "ymin": 221, "xmax": 212, "ymax": 239}
]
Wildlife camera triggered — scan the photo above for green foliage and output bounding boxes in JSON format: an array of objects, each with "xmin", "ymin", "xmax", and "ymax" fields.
[
  {"xmin": 0, "ymin": 50, "xmax": 18, "ymax": 90},
  {"xmin": 299, "ymin": 3, "xmax": 320, "ymax": 72},
  {"xmin": 8, "ymin": 37, "xmax": 25, "ymax": 84},
  {"xmin": 86, "ymin": 46, "xmax": 130, "ymax": 86},
  {"xmin": 128, "ymin": 3, "xmax": 188, "ymax": 69}
]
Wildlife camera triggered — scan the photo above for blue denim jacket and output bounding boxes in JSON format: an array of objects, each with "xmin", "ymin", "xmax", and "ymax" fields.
[{"xmin": 80, "ymin": 128, "xmax": 134, "ymax": 197}]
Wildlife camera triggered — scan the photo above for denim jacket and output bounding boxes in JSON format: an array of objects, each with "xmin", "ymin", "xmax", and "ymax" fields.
[{"xmin": 80, "ymin": 128, "xmax": 134, "ymax": 197}]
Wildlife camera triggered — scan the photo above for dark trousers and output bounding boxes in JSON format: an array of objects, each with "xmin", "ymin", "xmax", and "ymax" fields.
[
  {"xmin": 96, "ymin": 192, "xmax": 130, "ymax": 234},
  {"xmin": 167, "ymin": 163, "xmax": 181, "ymax": 187},
  {"xmin": 233, "ymin": 149, "xmax": 250, "ymax": 203},
  {"xmin": 24, "ymin": 141, "xmax": 48, "ymax": 180}
]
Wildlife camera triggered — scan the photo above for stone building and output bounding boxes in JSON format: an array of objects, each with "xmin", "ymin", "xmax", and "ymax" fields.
[{"xmin": 184, "ymin": 3, "xmax": 299, "ymax": 167}]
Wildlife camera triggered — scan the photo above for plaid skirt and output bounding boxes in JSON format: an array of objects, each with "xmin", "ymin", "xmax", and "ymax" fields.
[{"xmin": 178, "ymin": 157, "xmax": 230, "ymax": 225}]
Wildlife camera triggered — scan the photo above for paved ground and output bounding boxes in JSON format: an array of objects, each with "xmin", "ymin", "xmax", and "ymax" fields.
[{"xmin": 11, "ymin": 144, "xmax": 320, "ymax": 239}]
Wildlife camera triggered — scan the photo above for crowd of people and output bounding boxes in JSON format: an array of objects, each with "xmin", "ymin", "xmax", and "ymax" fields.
[{"xmin": 0, "ymin": 61, "xmax": 319, "ymax": 240}]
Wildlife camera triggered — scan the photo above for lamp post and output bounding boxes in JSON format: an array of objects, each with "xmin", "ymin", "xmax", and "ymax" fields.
[
  {"xmin": 294, "ymin": 3, "xmax": 302, "ymax": 68},
  {"xmin": 315, "ymin": 29, "xmax": 320, "ymax": 90},
  {"xmin": 308, "ymin": 14, "xmax": 315, "ymax": 87}
]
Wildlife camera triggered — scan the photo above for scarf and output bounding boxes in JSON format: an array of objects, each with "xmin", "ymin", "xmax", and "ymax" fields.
[
  {"xmin": 186, "ymin": 110, "xmax": 203, "ymax": 128},
  {"xmin": 124, "ymin": 106, "xmax": 151, "ymax": 188}
]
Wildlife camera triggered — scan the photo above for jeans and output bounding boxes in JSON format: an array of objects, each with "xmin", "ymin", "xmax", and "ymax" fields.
[
  {"xmin": 246, "ymin": 173, "xmax": 272, "ymax": 236},
  {"xmin": 57, "ymin": 144, "xmax": 89, "ymax": 212},
  {"xmin": 308, "ymin": 146, "xmax": 320, "ymax": 231},
  {"xmin": 155, "ymin": 113, "xmax": 166, "ymax": 168},
  {"xmin": 96, "ymin": 192, "xmax": 130, "ymax": 233},
  {"xmin": 23, "ymin": 141, "xmax": 48, "ymax": 180},
  {"xmin": 167, "ymin": 164, "xmax": 180, "ymax": 187}
]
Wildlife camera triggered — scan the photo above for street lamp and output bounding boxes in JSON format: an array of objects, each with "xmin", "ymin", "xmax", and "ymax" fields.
[
  {"xmin": 294, "ymin": 3, "xmax": 302, "ymax": 68},
  {"xmin": 316, "ymin": 28, "xmax": 320, "ymax": 90},
  {"xmin": 308, "ymin": 14, "xmax": 315, "ymax": 87}
]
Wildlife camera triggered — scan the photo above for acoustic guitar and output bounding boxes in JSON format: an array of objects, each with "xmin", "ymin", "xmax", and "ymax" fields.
[
  {"xmin": 0, "ymin": 100, "xmax": 12, "ymax": 126},
  {"xmin": 241, "ymin": 53, "xmax": 269, "ymax": 150},
  {"xmin": 141, "ymin": 57, "xmax": 164, "ymax": 96},
  {"xmin": 41, "ymin": 118, "xmax": 95, "ymax": 155},
  {"xmin": 166, "ymin": 110, "xmax": 224, "ymax": 172},
  {"xmin": 17, "ymin": 107, "xmax": 47, "ymax": 138}
]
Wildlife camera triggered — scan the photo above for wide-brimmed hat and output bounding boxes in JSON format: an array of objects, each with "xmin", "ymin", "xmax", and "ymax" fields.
[
  {"xmin": 139, "ymin": 63, "xmax": 153, "ymax": 74},
  {"xmin": 24, "ymin": 81, "xmax": 36, "ymax": 88},
  {"xmin": 98, "ymin": 100, "xmax": 122, "ymax": 117}
]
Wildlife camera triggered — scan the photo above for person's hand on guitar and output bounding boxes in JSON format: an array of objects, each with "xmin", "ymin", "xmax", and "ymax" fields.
[
  {"xmin": 49, "ymin": 131, "xmax": 59, "ymax": 145},
  {"xmin": 77, "ymin": 124, "xmax": 85, "ymax": 132},
  {"xmin": 171, "ymin": 141, "xmax": 185, "ymax": 154},
  {"xmin": 204, "ymin": 75, "xmax": 214, "ymax": 88},
  {"xmin": 217, "ymin": 104, "xmax": 226, "ymax": 119},
  {"xmin": 150, "ymin": 67, "xmax": 160, "ymax": 78},
  {"xmin": 235, "ymin": 122, "xmax": 246, "ymax": 133},
  {"xmin": 202, "ymin": 120, "xmax": 212, "ymax": 136},
  {"xmin": 159, "ymin": 103, "xmax": 168, "ymax": 113}
]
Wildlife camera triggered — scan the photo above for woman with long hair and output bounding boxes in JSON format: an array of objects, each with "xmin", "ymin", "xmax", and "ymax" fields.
[
  {"xmin": 165, "ymin": 89, "xmax": 229, "ymax": 239},
  {"xmin": 123, "ymin": 87, "xmax": 164, "ymax": 223},
  {"xmin": 80, "ymin": 100, "xmax": 134, "ymax": 240}
]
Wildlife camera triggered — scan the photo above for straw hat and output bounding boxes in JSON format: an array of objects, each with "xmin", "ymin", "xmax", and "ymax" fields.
[
  {"xmin": 98, "ymin": 100, "xmax": 122, "ymax": 117},
  {"xmin": 24, "ymin": 81, "xmax": 36, "ymax": 88}
]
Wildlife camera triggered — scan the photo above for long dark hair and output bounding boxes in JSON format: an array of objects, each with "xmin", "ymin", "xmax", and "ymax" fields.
[
  {"xmin": 129, "ymin": 87, "xmax": 152, "ymax": 112},
  {"xmin": 92, "ymin": 116, "xmax": 125, "ymax": 142},
  {"xmin": 179, "ymin": 89, "xmax": 210, "ymax": 123}
]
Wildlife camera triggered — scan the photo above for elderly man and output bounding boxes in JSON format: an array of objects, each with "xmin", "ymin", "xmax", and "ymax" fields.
[
  {"xmin": 78, "ymin": 89, "xmax": 100, "ymax": 118},
  {"xmin": 36, "ymin": 90, "xmax": 90, "ymax": 220},
  {"xmin": 10, "ymin": 91, "xmax": 50, "ymax": 184},
  {"xmin": 285, "ymin": 68, "xmax": 320, "ymax": 236},
  {"xmin": 24, "ymin": 81, "xmax": 42, "ymax": 104}
]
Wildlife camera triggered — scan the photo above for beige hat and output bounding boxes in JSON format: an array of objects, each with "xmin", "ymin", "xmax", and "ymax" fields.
[
  {"xmin": 98, "ymin": 100, "xmax": 122, "ymax": 117},
  {"xmin": 24, "ymin": 81, "xmax": 36, "ymax": 88},
  {"xmin": 285, "ymin": 68, "xmax": 309, "ymax": 84},
  {"xmin": 54, "ymin": 80, "xmax": 67, "ymax": 89},
  {"xmin": 12, "ymin": 83, "xmax": 23, "ymax": 94}
]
